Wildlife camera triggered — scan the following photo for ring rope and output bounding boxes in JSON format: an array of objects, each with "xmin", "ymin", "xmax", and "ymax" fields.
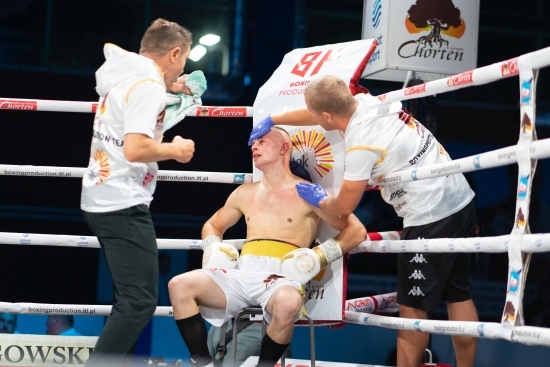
[
  {"xmin": 351, "ymin": 233, "xmax": 550, "ymax": 254},
  {"xmin": 2, "ymin": 137, "xmax": 549, "ymax": 186},
  {"xmin": 0, "ymin": 231, "xmax": 399, "ymax": 250},
  {"xmin": 368, "ymin": 138, "xmax": 550, "ymax": 186},
  {"xmin": 374, "ymin": 46, "xmax": 550, "ymax": 104},
  {"xmin": 344, "ymin": 311, "xmax": 550, "ymax": 347},
  {"xmin": 0, "ymin": 302, "xmax": 171, "ymax": 317},
  {"xmin": 0, "ymin": 100, "xmax": 253, "ymax": 117},
  {"xmin": 0, "ymin": 291, "xmax": 399, "ymax": 318},
  {"xmin": 0, "ymin": 164, "xmax": 253, "ymax": 184}
]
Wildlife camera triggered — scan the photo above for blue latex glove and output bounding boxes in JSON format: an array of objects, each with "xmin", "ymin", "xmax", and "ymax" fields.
[
  {"xmin": 248, "ymin": 115, "xmax": 274, "ymax": 146},
  {"xmin": 295, "ymin": 182, "xmax": 328, "ymax": 208}
]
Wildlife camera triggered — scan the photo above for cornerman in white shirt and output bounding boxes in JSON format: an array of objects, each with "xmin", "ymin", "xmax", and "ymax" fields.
[
  {"xmin": 168, "ymin": 127, "xmax": 367, "ymax": 367},
  {"xmin": 81, "ymin": 18, "xmax": 195, "ymax": 367},
  {"xmin": 248, "ymin": 75, "xmax": 479, "ymax": 367}
]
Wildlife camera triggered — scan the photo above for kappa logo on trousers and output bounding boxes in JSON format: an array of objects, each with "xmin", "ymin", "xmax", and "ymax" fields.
[
  {"xmin": 408, "ymin": 270, "xmax": 426, "ymax": 280},
  {"xmin": 409, "ymin": 253, "xmax": 428, "ymax": 263},
  {"xmin": 408, "ymin": 286, "xmax": 425, "ymax": 296}
]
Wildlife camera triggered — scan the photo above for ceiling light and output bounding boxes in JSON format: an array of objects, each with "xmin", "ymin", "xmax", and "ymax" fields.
[
  {"xmin": 189, "ymin": 45, "xmax": 207, "ymax": 61},
  {"xmin": 199, "ymin": 34, "xmax": 221, "ymax": 46}
]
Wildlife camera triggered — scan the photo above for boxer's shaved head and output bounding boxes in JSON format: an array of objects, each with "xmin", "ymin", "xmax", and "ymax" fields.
[{"xmin": 270, "ymin": 126, "xmax": 291, "ymax": 145}]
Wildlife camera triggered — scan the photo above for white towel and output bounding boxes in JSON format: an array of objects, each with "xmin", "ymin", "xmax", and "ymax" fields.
[{"xmin": 163, "ymin": 70, "xmax": 207, "ymax": 133}]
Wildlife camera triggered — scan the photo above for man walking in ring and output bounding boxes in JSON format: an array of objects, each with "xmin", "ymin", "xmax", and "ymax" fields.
[{"xmin": 81, "ymin": 18, "xmax": 195, "ymax": 366}]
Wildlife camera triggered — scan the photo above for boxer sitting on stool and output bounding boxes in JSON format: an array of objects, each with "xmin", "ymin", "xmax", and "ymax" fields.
[{"xmin": 168, "ymin": 126, "xmax": 367, "ymax": 367}]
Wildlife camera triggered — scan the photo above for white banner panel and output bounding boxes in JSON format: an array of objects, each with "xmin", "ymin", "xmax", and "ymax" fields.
[
  {"xmin": 362, "ymin": 0, "xmax": 480, "ymax": 81},
  {"xmin": 0, "ymin": 334, "xmax": 96, "ymax": 366},
  {"xmin": 253, "ymin": 40, "xmax": 377, "ymax": 322}
]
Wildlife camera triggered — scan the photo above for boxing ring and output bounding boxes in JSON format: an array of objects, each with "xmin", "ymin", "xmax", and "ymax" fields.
[{"xmin": 1, "ymin": 42, "xmax": 550, "ymax": 366}]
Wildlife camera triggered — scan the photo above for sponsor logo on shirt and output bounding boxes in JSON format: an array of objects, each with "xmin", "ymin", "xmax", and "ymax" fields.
[
  {"xmin": 393, "ymin": 200, "xmax": 408, "ymax": 212},
  {"xmin": 143, "ymin": 172, "xmax": 155, "ymax": 187},
  {"xmin": 408, "ymin": 133, "xmax": 433, "ymax": 165},
  {"xmin": 90, "ymin": 150, "xmax": 111, "ymax": 185},
  {"xmin": 93, "ymin": 131, "xmax": 123, "ymax": 147},
  {"xmin": 389, "ymin": 188, "xmax": 407, "ymax": 201},
  {"xmin": 99, "ymin": 94, "xmax": 108, "ymax": 114},
  {"xmin": 155, "ymin": 110, "xmax": 165, "ymax": 131}
]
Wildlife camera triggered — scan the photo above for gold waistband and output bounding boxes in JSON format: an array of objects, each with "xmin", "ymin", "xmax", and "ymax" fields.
[{"xmin": 241, "ymin": 239, "xmax": 299, "ymax": 259}]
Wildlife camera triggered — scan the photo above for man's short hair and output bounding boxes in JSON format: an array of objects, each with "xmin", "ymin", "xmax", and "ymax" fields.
[
  {"xmin": 304, "ymin": 75, "xmax": 356, "ymax": 117},
  {"xmin": 140, "ymin": 18, "xmax": 192, "ymax": 56}
]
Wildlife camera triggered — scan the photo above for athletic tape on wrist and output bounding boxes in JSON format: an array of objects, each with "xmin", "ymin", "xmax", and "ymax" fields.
[
  {"xmin": 201, "ymin": 234, "xmax": 221, "ymax": 251},
  {"xmin": 317, "ymin": 238, "xmax": 343, "ymax": 267}
]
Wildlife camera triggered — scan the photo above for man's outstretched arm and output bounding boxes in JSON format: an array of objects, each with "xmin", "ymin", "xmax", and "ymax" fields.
[
  {"xmin": 248, "ymin": 109, "xmax": 317, "ymax": 145},
  {"xmin": 296, "ymin": 179, "xmax": 368, "ymax": 217},
  {"xmin": 315, "ymin": 210, "xmax": 368, "ymax": 255}
]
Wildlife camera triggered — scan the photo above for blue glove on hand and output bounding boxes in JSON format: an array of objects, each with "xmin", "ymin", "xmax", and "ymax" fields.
[
  {"xmin": 248, "ymin": 115, "xmax": 274, "ymax": 146},
  {"xmin": 295, "ymin": 182, "xmax": 328, "ymax": 208}
]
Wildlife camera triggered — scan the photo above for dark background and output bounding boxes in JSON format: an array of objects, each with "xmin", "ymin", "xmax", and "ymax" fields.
[{"xmin": 0, "ymin": 0, "xmax": 549, "ymax": 327}]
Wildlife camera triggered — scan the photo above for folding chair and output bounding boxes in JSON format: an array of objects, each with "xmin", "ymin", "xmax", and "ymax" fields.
[{"xmin": 231, "ymin": 306, "xmax": 315, "ymax": 367}]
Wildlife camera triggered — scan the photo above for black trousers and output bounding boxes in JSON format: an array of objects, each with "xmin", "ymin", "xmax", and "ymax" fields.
[{"xmin": 83, "ymin": 204, "xmax": 158, "ymax": 367}]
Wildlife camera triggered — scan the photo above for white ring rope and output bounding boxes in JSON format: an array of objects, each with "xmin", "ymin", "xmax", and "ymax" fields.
[
  {"xmin": 344, "ymin": 311, "xmax": 550, "ymax": 346},
  {"xmin": 0, "ymin": 302, "xmax": 172, "ymax": 317},
  {"xmin": 0, "ymin": 165, "xmax": 253, "ymax": 184},
  {"xmin": 0, "ymin": 231, "xmax": 397, "ymax": 250},
  {"xmin": 374, "ymin": 46, "xmax": 550, "ymax": 104},
  {"xmin": 0, "ymin": 100, "xmax": 253, "ymax": 117},
  {"xmin": 351, "ymin": 233, "xmax": 550, "ymax": 254},
  {"xmin": 4, "ymin": 229, "xmax": 550, "ymax": 256},
  {"xmin": 2, "ymin": 137, "xmax": 549, "ymax": 187},
  {"xmin": 369, "ymin": 138, "xmax": 550, "ymax": 186},
  {"xmin": 0, "ymin": 291, "xmax": 399, "ymax": 319}
]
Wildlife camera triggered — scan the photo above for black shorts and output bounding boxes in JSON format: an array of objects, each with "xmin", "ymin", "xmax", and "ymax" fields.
[{"xmin": 397, "ymin": 200, "xmax": 476, "ymax": 311}]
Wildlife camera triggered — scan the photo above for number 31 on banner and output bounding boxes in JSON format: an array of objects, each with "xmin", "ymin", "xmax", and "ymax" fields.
[{"xmin": 291, "ymin": 48, "xmax": 344, "ymax": 77}]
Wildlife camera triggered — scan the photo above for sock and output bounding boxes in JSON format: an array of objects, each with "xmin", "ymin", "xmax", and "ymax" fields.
[
  {"xmin": 257, "ymin": 333, "xmax": 290, "ymax": 367},
  {"xmin": 175, "ymin": 313, "xmax": 211, "ymax": 363}
]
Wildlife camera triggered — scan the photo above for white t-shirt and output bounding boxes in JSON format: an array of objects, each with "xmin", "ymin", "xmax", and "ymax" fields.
[
  {"xmin": 81, "ymin": 44, "xmax": 166, "ymax": 213},
  {"xmin": 344, "ymin": 94, "xmax": 474, "ymax": 227}
]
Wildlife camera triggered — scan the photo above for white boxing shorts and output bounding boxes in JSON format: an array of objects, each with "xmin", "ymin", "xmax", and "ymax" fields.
[{"xmin": 199, "ymin": 240, "xmax": 305, "ymax": 326}]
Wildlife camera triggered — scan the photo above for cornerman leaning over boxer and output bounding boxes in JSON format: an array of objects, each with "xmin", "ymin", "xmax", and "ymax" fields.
[
  {"xmin": 248, "ymin": 75, "xmax": 479, "ymax": 367},
  {"xmin": 168, "ymin": 127, "xmax": 367, "ymax": 367}
]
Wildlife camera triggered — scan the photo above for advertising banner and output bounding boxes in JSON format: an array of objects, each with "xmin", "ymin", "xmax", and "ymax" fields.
[
  {"xmin": 253, "ymin": 39, "xmax": 377, "ymax": 322},
  {"xmin": 0, "ymin": 334, "xmax": 96, "ymax": 366},
  {"xmin": 362, "ymin": 0, "xmax": 480, "ymax": 82}
]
